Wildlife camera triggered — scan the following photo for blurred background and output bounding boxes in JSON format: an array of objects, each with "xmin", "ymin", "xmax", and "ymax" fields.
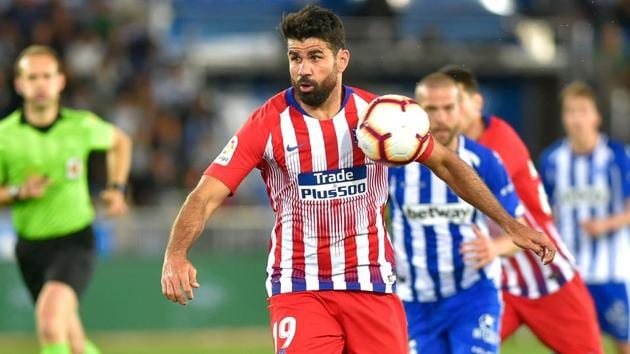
[{"xmin": 0, "ymin": 0, "xmax": 627, "ymax": 353}]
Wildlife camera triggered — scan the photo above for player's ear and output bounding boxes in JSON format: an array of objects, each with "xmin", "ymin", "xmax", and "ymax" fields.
[
  {"xmin": 58, "ymin": 73, "xmax": 66, "ymax": 91},
  {"xmin": 13, "ymin": 76, "xmax": 22, "ymax": 95},
  {"xmin": 336, "ymin": 48, "xmax": 350, "ymax": 73}
]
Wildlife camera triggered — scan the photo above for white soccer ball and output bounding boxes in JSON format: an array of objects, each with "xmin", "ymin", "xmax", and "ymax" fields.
[{"xmin": 357, "ymin": 94, "xmax": 431, "ymax": 166}]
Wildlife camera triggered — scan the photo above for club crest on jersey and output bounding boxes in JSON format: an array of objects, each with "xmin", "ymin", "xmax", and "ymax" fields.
[
  {"xmin": 214, "ymin": 136, "xmax": 238, "ymax": 166},
  {"xmin": 472, "ymin": 314, "xmax": 499, "ymax": 345},
  {"xmin": 66, "ymin": 157, "xmax": 83, "ymax": 179},
  {"xmin": 403, "ymin": 203, "xmax": 475, "ymax": 225},
  {"xmin": 298, "ymin": 166, "xmax": 367, "ymax": 201}
]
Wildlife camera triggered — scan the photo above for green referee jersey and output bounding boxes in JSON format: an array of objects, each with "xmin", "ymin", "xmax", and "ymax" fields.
[{"xmin": 0, "ymin": 107, "xmax": 115, "ymax": 240}]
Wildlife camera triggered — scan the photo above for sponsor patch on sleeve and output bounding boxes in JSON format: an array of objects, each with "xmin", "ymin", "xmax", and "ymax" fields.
[{"xmin": 214, "ymin": 136, "xmax": 238, "ymax": 166}]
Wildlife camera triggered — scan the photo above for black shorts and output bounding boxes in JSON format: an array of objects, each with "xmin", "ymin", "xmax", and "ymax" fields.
[{"xmin": 15, "ymin": 225, "xmax": 96, "ymax": 303}]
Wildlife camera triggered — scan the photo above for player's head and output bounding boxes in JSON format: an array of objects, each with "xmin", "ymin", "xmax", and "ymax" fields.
[
  {"xmin": 439, "ymin": 65, "xmax": 484, "ymax": 128},
  {"xmin": 280, "ymin": 5, "xmax": 350, "ymax": 107},
  {"xmin": 415, "ymin": 72, "xmax": 463, "ymax": 148},
  {"xmin": 14, "ymin": 45, "xmax": 66, "ymax": 110},
  {"xmin": 560, "ymin": 80, "xmax": 601, "ymax": 141}
]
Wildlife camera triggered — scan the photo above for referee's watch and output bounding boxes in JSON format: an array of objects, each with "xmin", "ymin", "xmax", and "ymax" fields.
[
  {"xmin": 8, "ymin": 185, "xmax": 21, "ymax": 201},
  {"xmin": 108, "ymin": 183, "xmax": 127, "ymax": 194}
]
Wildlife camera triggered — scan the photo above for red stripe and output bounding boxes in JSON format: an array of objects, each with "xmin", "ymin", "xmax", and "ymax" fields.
[
  {"xmin": 345, "ymin": 94, "xmax": 367, "ymax": 166},
  {"xmin": 366, "ymin": 184, "xmax": 381, "ymax": 283},
  {"xmin": 269, "ymin": 127, "xmax": 287, "ymax": 284},
  {"xmin": 509, "ymin": 257, "xmax": 529, "ymax": 294},
  {"xmin": 315, "ymin": 120, "xmax": 340, "ymax": 282},
  {"xmin": 344, "ymin": 202, "xmax": 359, "ymax": 284},
  {"xmin": 289, "ymin": 108, "xmax": 311, "ymax": 282}
]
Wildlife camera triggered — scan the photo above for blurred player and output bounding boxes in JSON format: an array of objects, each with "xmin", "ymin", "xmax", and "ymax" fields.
[
  {"xmin": 160, "ymin": 6, "xmax": 555, "ymax": 354},
  {"xmin": 540, "ymin": 81, "xmax": 630, "ymax": 354},
  {"xmin": 442, "ymin": 67, "xmax": 602, "ymax": 353},
  {"xmin": 0, "ymin": 45, "xmax": 132, "ymax": 354},
  {"xmin": 391, "ymin": 72, "xmax": 524, "ymax": 354}
]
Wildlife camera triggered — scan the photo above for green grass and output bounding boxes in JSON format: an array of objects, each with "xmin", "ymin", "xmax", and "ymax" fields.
[{"xmin": 0, "ymin": 327, "xmax": 617, "ymax": 354}]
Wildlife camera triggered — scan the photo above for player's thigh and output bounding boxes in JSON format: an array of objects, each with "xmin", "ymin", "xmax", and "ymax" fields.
[
  {"xmin": 499, "ymin": 293, "xmax": 523, "ymax": 340},
  {"xmin": 36, "ymin": 281, "xmax": 79, "ymax": 323},
  {"xmin": 337, "ymin": 292, "xmax": 408, "ymax": 354},
  {"xmin": 448, "ymin": 292, "xmax": 501, "ymax": 354},
  {"xmin": 519, "ymin": 276, "xmax": 603, "ymax": 353},
  {"xmin": 588, "ymin": 282, "xmax": 630, "ymax": 343},
  {"xmin": 268, "ymin": 292, "xmax": 344, "ymax": 354}
]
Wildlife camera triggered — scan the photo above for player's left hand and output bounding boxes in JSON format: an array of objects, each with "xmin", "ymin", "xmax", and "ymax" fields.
[
  {"xmin": 100, "ymin": 189, "xmax": 129, "ymax": 216},
  {"xmin": 581, "ymin": 219, "xmax": 610, "ymax": 238},
  {"xmin": 460, "ymin": 225, "xmax": 497, "ymax": 269},
  {"xmin": 508, "ymin": 222, "xmax": 556, "ymax": 264}
]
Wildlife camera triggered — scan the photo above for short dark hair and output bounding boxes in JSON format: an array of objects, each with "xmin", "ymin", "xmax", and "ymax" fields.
[
  {"xmin": 280, "ymin": 5, "xmax": 346, "ymax": 52},
  {"xmin": 439, "ymin": 65, "xmax": 480, "ymax": 94},
  {"xmin": 14, "ymin": 45, "xmax": 63, "ymax": 76},
  {"xmin": 415, "ymin": 72, "xmax": 459, "ymax": 100}
]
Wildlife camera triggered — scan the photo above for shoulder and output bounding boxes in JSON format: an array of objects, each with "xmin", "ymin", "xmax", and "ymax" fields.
[
  {"xmin": 462, "ymin": 136, "xmax": 499, "ymax": 162},
  {"xmin": 348, "ymin": 86, "xmax": 377, "ymax": 103},
  {"xmin": 486, "ymin": 116, "xmax": 522, "ymax": 141},
  {"xmin": 247, "ymin": 90, "xmax": 288, "ymax": 127},
  {"xmin": 60, "ymin": 107, "xmax": 105, "ymax": 124},
  {"xmin": 603, "ymin": 136, "xmax": 630, "ymax": 162},
  {"xmin": 0, "ymin": 110, "xmax": 21, "ymax": 131},
  {"xmin": 540, "ymin": 139, "xmax": 565, "ymax": 164}
]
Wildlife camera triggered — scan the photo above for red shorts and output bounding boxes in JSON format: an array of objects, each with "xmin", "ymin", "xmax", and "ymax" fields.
[
  {"xmin": 268, "ymin": 290, "xmax": 408, "ymax": 354},
  {"xmin": 501, "ymin": 274, "xmax": 603, "ymax": 354}
]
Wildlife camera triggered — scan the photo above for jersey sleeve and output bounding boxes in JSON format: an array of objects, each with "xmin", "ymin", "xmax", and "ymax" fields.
[
  {"xmin": 538, "ymin": 148, "xmax": 556, "ymax": 206},
  {"xmin": 82, "ymin": 112, "xmax": 115, "ymax": 150},
  {"xmin": 415, "ymin": 134, "xmax": 435, "ymax": 163},
  {"xmin": 478, "ymin": 151, "xmax": 524, "ymax": 218},
  {"xmin": 204, "ymin": 109, "xmax": 269, "ymax": 195},
  {"xmin": 615, "ymin": 144, "xmax": 630, "ymax": 200}
]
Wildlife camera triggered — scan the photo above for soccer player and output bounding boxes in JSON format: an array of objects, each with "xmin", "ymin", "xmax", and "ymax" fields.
[
  {"xmin": 160, "ymin": 6, "xmax": 555, "ymax": 354},
  {"xmin": 540, "ymin": 81, "xmax": 630, "ymax": 354},
  {"xmin": 442, "ymin": 67, "xmax": 603, "ymax": 353},
  {"xmin": 391, "ymin": 72, "xmax": 523, "ymax": 354},
  {"xmin": 0, "ymin": 45, "xmax": 132, "ymax": 354}
]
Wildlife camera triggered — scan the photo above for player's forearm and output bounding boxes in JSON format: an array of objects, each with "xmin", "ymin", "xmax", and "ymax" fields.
[
  {"xmin": 493, "ymin": 235, "xmax": 521, "ymax": 257},
  {"xmin": 428, "ymin": 149, "xmax": 520, "ymax": 234},
  {"xmin": 605, "ymin": 201, "xmax": 630, "ymax": 232},
  {"xmin": 165, "ymin": 193, "xmax": 209, "ymax": 258},
  {"xmin": 107, "ymin": 129, "xmax": 132, "ymax": 186}
]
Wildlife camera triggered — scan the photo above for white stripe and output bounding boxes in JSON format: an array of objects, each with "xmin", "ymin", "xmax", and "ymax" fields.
[
  {"xmin": 405, "ymin": 164, "xmax": 436, "ymax": 302},
  {"xmin": 430, "ymin": 173, "xmax": 457, "ymax": 297},
  {"xmin": 391, "ymin": 179, "xmax": 413, "ymax": 301},
  {"xmin": 279, "ymin": 109, "xmax": 298, "ymax": 293},
  {"xmin": 331, "ymin": 116, "xmax": 351, "ymax": 290},
  {"xmin": 501, "ymin": 259, "xmax": 522, "ymax": 296},
  {"xmin": 575, "ymin": 156, "xmax": 593, "ymax": 280},
  {"xmin": 355, "ymin": 213, "xmax": 373, "ymax": 292},
  {"xmin": 593, "ymin": 147, "xmax": 611, "ymax": 281},
  {"xmin": 303, "ymin": 118, "xmax": 324, "ymax": 290},
  {"xmin": 514, "ymin": 252, "xmax": 541, "ymax": 298},
  {"xmin": 263, "ymin": 137, "xmax": 276, "ymax": 296}
]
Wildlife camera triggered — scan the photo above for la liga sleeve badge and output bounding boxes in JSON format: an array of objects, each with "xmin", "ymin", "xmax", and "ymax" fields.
[{"xmin": 214, "ymin": 136, "xmax": 238, "ymax": 166}]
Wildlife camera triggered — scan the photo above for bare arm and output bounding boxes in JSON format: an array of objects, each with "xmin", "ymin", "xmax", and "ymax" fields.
[
  {"xmin": 423, "ymin": 142, "xmax": 556, "ymax": 263},
  {"xmin": 460, "ymin": 219, "xmax": 525, "ymax": 269},
  {"xmin": 100, "ymin": 127, "xmax": 133, "ymax": 216},
  {"xmin": 161, "ymin": 175, "xmax": 231, "ymax": 305}
]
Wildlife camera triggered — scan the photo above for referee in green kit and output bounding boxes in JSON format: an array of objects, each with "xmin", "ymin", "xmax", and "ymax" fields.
[{"xmin": 0, "ymin": 45, "xmax": 132, "ymax": 354}]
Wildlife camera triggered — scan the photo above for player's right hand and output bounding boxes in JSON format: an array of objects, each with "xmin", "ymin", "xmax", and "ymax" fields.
[
  {"xmin": 161, "ymin": 255, "xmax": 200, "ymax": 305},
  {"xmin": 18, "ymin": 175, "xmax": 50, "ymax": 200}
]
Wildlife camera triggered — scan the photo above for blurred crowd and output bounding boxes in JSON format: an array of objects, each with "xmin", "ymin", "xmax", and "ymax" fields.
[
  {"xmin": 0, "ymin": 0, "xmax": 219, "ymax": 205},
  {"xmin": 1, "ymin": 0, "xmax": 629, "ymax": 207}
]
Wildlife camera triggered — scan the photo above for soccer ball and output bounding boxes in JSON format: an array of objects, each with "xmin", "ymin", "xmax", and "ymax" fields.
[{"xmin": 356, "ymin": 94, "xmax": 431, "ymax": 166}]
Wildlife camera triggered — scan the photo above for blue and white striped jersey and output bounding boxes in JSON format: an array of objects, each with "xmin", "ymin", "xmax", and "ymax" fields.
[
  {"xmin": 389, "ymin": 135, "xmax": 524, "ymax": 303},
  {"xmin": 540, "ymin": 135, "xmax": 630, "ymax": 283}
]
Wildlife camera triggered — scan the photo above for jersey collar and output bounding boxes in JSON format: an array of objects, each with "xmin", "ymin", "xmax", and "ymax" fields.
[
  {"xmin": 20, "ymin": 107, "xmax": 63, "ymax": 133},
  {"xmin": 285, "ymin": 85, "xmax": 353, "ymax": 117}
]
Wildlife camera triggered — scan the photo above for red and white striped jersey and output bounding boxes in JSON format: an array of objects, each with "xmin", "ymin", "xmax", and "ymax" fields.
[
  {"xmin": 206, "ymin": 86, "xmax": 434, "ymax": 297},
  {"xmin": 479, "ymin": 115, "xmax": 577, "ymax": 299}
]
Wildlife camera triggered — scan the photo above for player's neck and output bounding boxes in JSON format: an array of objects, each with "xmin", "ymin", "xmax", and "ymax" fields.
[
  {"xmin": 464, "ymin": 116, "xmax": 485, "ymax": 140},
  {"xmin": 297, "ymin": 85, "xmax": 343, "ymax": 120},
  {"xmin": 23, "ymin": 103, "xmax": 60, "ymax": 127},
  {"xmin": 569, "ymin": 132, "xmax": 599, "ymax": 155}
]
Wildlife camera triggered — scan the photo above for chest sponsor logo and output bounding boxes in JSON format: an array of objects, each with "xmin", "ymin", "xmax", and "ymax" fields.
[
  {"xmin": 403, "ymin": 203, "xmax": 474, "ymax": 225},
  {"xmin": 214, "ymin": 136, "xmax": 238, "ymax": 166},
  {"xmin": 66, "ymin": 157, "xmax": 83, "ymax": 179},
  {"xmin": 298, "ymin": 166, "xmax": 367, "ymax": 201},
  {"xmin": 556, "ymin": 187, "xmax": 610, "ymax": 206}
]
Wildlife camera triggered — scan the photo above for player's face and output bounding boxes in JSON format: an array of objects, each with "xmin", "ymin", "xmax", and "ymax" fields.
[
  {"xmin": 287, "ymin": 37, "xmax": 348, "ymax": 107},
  {"xmin": 14, "ymin": 54, "xmax": 65, "ymax": 110},
  {"xmin": 562, "ymin": 96, "xmax": 600, "ymax": 140},
  {"xmin": 418, "ymin": 85, "xmax": 462, "ymax": 147},
  {"xmin": 457, "ymin": 86, "xmax": 482, "ymax": 129}
]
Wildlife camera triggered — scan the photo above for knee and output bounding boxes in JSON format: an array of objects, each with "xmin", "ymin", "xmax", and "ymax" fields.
[
  {"xmin": 70, "ymin": 341, "xmax": 85, "ymax": 354},
  {"xmin": 36, "ymin": 309, "xmax": 66, "ymax": 342}
]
